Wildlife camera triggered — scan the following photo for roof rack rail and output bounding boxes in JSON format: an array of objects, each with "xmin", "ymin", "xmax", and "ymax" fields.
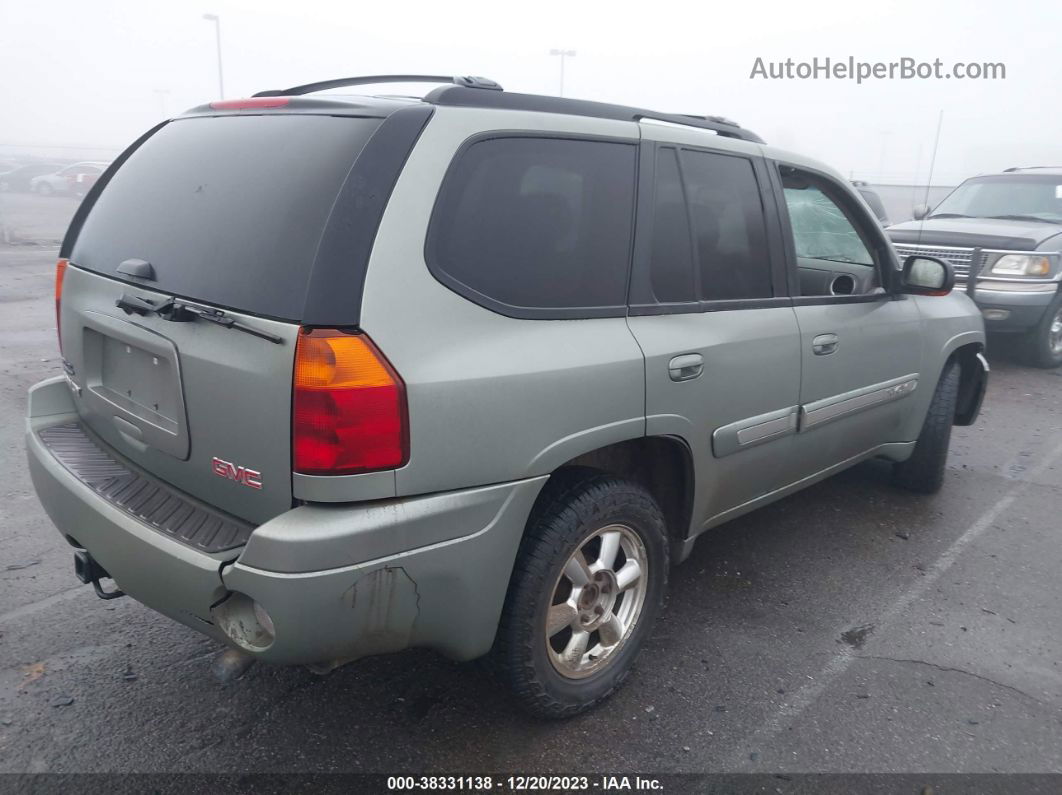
[
  {"xmin": 677, "ymin": 113, "xmax": 744, "ymax": 128},
  {"xmin": 423, "ymin": 86, "xmax": 765, "ymax": 143},
  {"xmin": 1003, "ymin": 165, "xmax": 1062, "ymax": 172},
  {"xmin": 253, "ymin": 74, "xmax": 502, "ymax": 98}
]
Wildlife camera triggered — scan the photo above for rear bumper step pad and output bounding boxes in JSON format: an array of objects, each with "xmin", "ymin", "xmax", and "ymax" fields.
[{"xmin": 38, "ymin": 422, "xmax": 253, "ymax": 553}]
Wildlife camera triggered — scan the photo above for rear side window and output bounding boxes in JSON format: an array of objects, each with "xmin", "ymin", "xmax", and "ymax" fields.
[
  {"xmin": 427, "ymin": 136, "xmax": 637, "ymax": 317},
  {"xmin": 71, "ymin": 115, "xmax": 383, "ymax": 320}
]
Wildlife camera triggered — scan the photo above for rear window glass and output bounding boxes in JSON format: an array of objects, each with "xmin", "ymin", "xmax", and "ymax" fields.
[
  {"xmin": 427, "ymin": 136, "xmax": 637, "ymax": 317},
  {"xmin": 71, "ymin": 115, "xmax": 382, "ymax": 320}
]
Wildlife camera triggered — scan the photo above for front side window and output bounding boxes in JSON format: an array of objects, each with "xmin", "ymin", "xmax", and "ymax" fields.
[
  {"xmin": 782, "ymin": 181, "xmax": 874, "ymax": 267},
  {"xmin": 780, "ymin": 166, "xmax": 884, "ymax": 297},
  {"xmin": 428, "ymin": 136, "xmax": 637, "ymax": 316}
]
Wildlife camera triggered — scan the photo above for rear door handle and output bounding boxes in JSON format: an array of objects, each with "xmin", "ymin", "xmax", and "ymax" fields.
[
  {"xmin": 668, "ymin": 353, "xmax": 704, "ymax": 381},
  {"xmin": 812, "ymin": 333, "xmax": 839, "ymax": 356}
]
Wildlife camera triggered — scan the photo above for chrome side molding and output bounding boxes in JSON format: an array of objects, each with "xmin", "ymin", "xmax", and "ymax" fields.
[{"xmin": 800, "ymin": 374, "xmax": 919, "ymax": 431}]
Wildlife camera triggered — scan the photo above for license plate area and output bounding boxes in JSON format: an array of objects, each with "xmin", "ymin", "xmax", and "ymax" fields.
[{"xmin": 79, "ymin": 311, "xmax": 190, "ymax": 460}]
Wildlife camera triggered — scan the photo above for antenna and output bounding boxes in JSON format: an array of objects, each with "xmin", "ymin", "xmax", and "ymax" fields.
[{"xmin": 922, "ymin": 110, "xmax": 944, "ymax": 210}]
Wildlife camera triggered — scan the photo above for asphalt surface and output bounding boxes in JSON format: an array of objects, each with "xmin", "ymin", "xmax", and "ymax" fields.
[{"xmin": 1, "ymin": 193, "xmax": 1061, "ymax": 775}]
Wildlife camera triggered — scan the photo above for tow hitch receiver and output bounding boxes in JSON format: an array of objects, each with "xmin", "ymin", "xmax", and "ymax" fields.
[{"xmin": 74, "ymin": 549, "xmax": 126, "ymax": 600}]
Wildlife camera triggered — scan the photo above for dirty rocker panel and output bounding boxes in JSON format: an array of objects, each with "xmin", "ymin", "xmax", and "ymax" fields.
[{"xmin": 39, "ymin": 422, "xmax": 253, "ymax": 553}]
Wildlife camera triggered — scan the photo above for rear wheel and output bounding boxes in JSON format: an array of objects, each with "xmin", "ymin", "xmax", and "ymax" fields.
[
  {"xmin": 491, "ymin": 471, "xmax": 669, "ymax": 718},
  {"xmin": 1020, "ymin": 294, "xmax": 1062, "ymax": 369},
  {"xmin": 893, "ymin": 361, "xmax": 959, "ymax": 494}
]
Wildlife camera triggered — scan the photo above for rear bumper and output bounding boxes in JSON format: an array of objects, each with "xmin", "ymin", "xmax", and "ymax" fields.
[{"xmin": 26, "ymin": 376, "xmax": 546, "ymax": 666}]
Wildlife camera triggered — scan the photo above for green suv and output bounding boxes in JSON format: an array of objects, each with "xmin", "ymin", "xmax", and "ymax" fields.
[{"xmin": 26, "ymin": 75, "xmax": 987, "ymax": 717}]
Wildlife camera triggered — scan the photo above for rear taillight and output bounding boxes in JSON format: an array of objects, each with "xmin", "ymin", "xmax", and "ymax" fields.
[
  {"xmin": 292, "ymin": 328, "xmax": 408, "ymax": 476},
  {"xmin": 55, "ymin": 258, "xmax": 68, "ymax": 352}
]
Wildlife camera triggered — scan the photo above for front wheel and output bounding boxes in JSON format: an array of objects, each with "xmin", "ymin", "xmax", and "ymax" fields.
[
  {"xmin": 1021, "ymin": 294, "xmax": 1062, "ymax": 369},
  {"xmin": 491, "ymin": 472, "xmax": 669, "ymax": 718},
  {"xmin": 893, "ymin": 361, "xmax": 959, "ymax": 494}
]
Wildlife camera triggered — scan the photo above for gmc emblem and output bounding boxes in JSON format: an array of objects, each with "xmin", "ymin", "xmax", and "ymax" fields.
[{"xmin": 211, "ymin": 457, "xmax": 263, "ymax": 490}]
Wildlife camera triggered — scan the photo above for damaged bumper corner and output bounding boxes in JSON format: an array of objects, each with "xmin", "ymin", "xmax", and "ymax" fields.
[{"xmin": 217, "ymin": 476, "xmax": 546, "ymax": 667}]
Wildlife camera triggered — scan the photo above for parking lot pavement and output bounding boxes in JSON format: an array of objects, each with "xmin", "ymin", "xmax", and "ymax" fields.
[{"xmin": 2, "ymin": 239, "xmax": 1061, "ymax": 775}]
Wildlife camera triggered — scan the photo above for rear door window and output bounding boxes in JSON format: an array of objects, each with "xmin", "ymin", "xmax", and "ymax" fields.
[
  {"xmin": 638, "ymin": 146, "xmax": 775, "ymax": 308},
  {"xmin": 427, "ymin": 136, "xmax": 637, "ymax": 318},
  {"xmin": 71, "ymin": 115, "xmax": 383, "ymax": 320},
  {"xmin": 648, "ymin": 147, "xmax": 696, "ymax": 303},
  {"xmin": 680, "ymin": 149, "xmax": 773, "ymax": 301}
]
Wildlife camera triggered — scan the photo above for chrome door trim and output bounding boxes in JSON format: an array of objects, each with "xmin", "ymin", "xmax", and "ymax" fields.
[
  {"xmin": 800, "ymin": 373, "xmax": 919, "ymax": 432},
  {"xmin": 712, "ymin": 405, "xmax": 800, "ymax": 458}
]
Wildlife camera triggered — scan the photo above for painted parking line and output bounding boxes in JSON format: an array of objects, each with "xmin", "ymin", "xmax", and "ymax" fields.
[{"xmin": 726, "ymin": 437, "xmax": 1062, "ymax": 770}]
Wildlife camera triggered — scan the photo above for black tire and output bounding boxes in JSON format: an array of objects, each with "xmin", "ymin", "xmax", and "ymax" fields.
[
  {"xmin": 1019, "ymin": 293, "xmax": 1062, "ymax": 369},
  {"xmin": 892, "ymin": 361, "xmax": 960, "ymax": 494},
  {"xmin": 491, "ymin": 470, "xmax": 669, "ymax": 718}
]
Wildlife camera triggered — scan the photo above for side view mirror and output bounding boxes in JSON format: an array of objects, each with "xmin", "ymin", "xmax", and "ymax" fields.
[
  {"xmin": 901, "ymin": 255, "xmax": 954, "ymax": 295},
  {"xmin": 912, "ymin": 204, "xmax": 931, "ymax": 220}
]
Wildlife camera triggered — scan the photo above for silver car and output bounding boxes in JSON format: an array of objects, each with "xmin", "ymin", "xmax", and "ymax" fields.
[{"xmin": 26, "ymin": 75, "xmax": 987, "ymax": 717}]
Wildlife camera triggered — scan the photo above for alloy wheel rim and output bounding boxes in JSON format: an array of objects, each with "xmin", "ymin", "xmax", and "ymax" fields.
[
  {"xmin": 1049, "ymin": 307, "xmax": 1062, "ymax": 355},
  {"xmin": 545, "ymin": 524, "xmax": 648, "ymax": 680}
]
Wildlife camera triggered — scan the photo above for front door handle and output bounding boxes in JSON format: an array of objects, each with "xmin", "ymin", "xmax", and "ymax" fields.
[
  {"xmin": 668, "ymin": 353, "xmax": 704, "ymax": 381},
  {"xmin": 812, "ymin": 333, "xmax": 839, "ymax": 356}
]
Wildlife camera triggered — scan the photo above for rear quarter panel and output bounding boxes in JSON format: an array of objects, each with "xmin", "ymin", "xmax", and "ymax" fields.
[{"xmin": 359, "ymin": 107, "xmax": 647, "ymax": 497}]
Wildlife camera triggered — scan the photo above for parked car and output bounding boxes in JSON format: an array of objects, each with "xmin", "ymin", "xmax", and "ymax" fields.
[
  {"xmin": 29, "ymin": 161, "xmax": 108, "ymax": 196},
  {"xmin": 889, "ymin": 166, "xmax": 1062, "ymax": 367},
  {"xmin": 851, "ymin": 180, "xmax": 890, "ymax": 225},
  {"xmin": 26, "ymin": 75, "xmax": 987, "ymax": 717},
  {"xmin": 0, "ymin": 162, "xmax": 66, "ymax": 192}
]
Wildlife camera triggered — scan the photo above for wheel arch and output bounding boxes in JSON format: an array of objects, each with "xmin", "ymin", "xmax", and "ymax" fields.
[
  {"xmin": 537, "ymin": 435, "xmax": 695, "ymax": 554},
  {"xmin": 950, "ymin": 342, "xmax": 988, "ymax": 426},
  {"xmin": 922, "ymin": 330, "xmax": 987, "ymax": 428}
]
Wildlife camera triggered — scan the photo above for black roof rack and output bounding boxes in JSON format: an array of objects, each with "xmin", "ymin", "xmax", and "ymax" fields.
[
  {"xmin": 250, "ymin": 74, "xmax": 763, "ymax": 143},
  {"xmin": 253, "ymin": 74, "xmax": 503, "ymax": 98},
  {"xmin": 424, "ymin": 86, "xmax": 764, "ymax": 143}
]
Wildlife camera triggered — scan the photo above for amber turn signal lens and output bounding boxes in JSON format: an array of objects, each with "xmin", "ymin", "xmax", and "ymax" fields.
[{"xmin": 292, "ymin": 329, "xmax": 408, "ymax": 476}]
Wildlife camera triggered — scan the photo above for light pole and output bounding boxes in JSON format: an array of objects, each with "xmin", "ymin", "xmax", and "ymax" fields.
[
  {"xmin": 202, "ymin": 13, "xmax": 225, "ymax": 98},
  {"xmin": 549, "ymin": 48, "xmax": 576, "ymax": 97}
]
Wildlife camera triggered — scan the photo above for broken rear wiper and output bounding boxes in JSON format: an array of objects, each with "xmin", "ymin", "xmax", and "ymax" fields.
[{"xmin": 115, "ymin": 293, "xmax": 283, "ymax": 344}]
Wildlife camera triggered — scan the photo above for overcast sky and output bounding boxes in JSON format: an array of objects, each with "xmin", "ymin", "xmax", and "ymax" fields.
[{"xmin": 2, "ymin": 0, "xmax": 1059, "ymax": 185}]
